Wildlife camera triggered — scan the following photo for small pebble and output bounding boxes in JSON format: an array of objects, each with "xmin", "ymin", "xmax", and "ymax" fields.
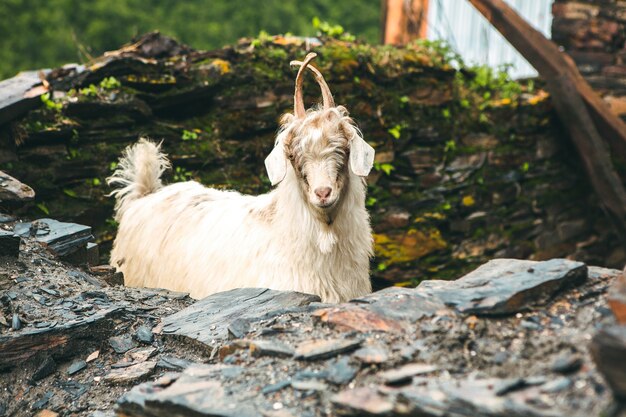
[
  {"xmin": 67, "ymin": 360, "xmax": 87, "ymax": 375},
  {"xmin": 135, "ymin": 325, "xmax": 154, "ymax": 344}
]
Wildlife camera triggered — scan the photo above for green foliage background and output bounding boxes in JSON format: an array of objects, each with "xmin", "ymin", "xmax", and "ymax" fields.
[{"xmin": 0, "ymin": 0, "xmax": 380, "ymax": 78}]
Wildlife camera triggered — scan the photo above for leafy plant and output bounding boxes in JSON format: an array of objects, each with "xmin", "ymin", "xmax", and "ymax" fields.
[
  {"xmin": 312, "ymin": 17, "xmax": 355, "ymax": 41},
  {"xmin": 182, "ymin": 129, "xmax": 199, "ymax": 141},
  {"xmin": 387, "ymin": 124, "xmax": 402, "ymax": 140},
  {"xmin": 40, "ymin": 92, "xmax": 63, "ymax": 112},
  {"xmin": 99, "ymin": 76, "xmax": 121, "ymax": 89}
]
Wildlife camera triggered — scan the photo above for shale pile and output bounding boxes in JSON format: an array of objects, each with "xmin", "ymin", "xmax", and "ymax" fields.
[{"xmin": 0, "ymin": 216, "xmax": 625, "ymax": 416}]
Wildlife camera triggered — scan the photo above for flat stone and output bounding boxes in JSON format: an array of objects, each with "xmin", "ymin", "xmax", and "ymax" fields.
[
  {"xmin": 352, "ymin": 286, "xmax": 448, "ymax": 323},
  {"xmin": 590, "ymin": 324, "xmax": 626, "ymax": 401},
  {"xmin": 291, "ymin": 380, "xmax": 328, "ymax": 391},
  {"xmin": 135, "ymin": 325, "xmax": 154, "ymax": 344},
  {"xmin": 86, "ymin": 350, "xmax": 99, "ymax": 363},
  {"xmin": 248, "ymin": 340, "xmax": 294, "ymax": 358},
  {"xmin": 312, "ymin": 305, "xmax": 404, "ymax": 333},
  {"xmin": 67, "ymin": 359, "xmax": 87, "ymax": 375},
  {"xmin": 377, "ymin": 363, "xmax": 438, "ymax": 385},
  {"xmin": 156, "ymin": 355, "xmax": 193, "ymax": 371},
  {"xmin": 32, "ymin": 356, "xmax": 57, "ymax": 381},
  {"xmin": 117, "ymin": 365, "xmax": 258, "ymax": 416},
  {"xmin": 541, "ymin": 377, "xmax": 572, "ymax": 393},
  {"xmin": 331, "ymin": 387, "xmax": 395, "ymax": 416},
  {"xmin": 126, "ymin": 346, "xmax": 156, "ymax": 363},
  {"xmin": 551, "ymin": 354, "xmax": 583, "ymax": 374},
  {"xmin": 109, "ymin": 335, "xmax": 135, "ymax": 354},
  {"xmin": 0, "ymin": 230, "xmax": 20, "ymax": 258},
  {"xmin": 294, "ymin": 338, "xmax": 362, "ymax": 361},
  {"xmin": 352, "ymin": 344, "xmax": 390, "ymax": 364},
  {"xmin": 325, "ymin": 357, "xmax": 358, "ymax": 385},
  {"xmin": 397, "ymin": 377, "xmax": 564, "ymax": 417},
  {"xmin": 104, "ymin": 360, "xmax": 156, "ymax": 384},
  {"xmin": 161, "ymin": 288, "xmax": 319, "ymax": 350},
  {"xmin": 0, "ymin": 170, "xmax": 35, "ymax": 202},
  {"xmin": 416, "ymin": 259, "xmax": 587, "ymax": 315},
  {"xmin": 262, "ymin": 380, "xmax": 291, "ymax": 395},
  {"xmin": 28, "ymin": 218, "xmax": 94, "ymax": 257}
]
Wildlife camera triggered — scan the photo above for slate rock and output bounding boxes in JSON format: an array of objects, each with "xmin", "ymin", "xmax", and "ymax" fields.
[
  {"xmin": 248, "ymin": 340, "xmax": 294, "ymax": 358},
  {"xmin": 30, "ymin": 218, "xmax": 94, "ymax": 257},
  {"xmin": 378, "ymin": 363, "xmax": 438, "ymax": 385},
  {"xmin": 541, "ymin": 377, "xmax": 572, "ymax": 393},
  {"xmin": 551, "ymin": 354, "xmax": 583, "ymax": 374},
  {"xmin": 161, "ymin": 288, "xmax": 319, "ymax": 350},
  {"xmin": 313, "ymin": 305, "xmax": 405, "ymax": 332},
  {"xmin": 157, "ymin": 355, "xmax": 193, "ymax": 371},
  {"xmin": 262, "ymin": 380, "xmax": 291, "ymax": 394},
  {"xmin": 294, "ymin": 338, "xmax": 362, "ymax": 360},
  {"xmin": 104, "ymin": 360, "xmax": 156, "ymax": 384},
  {"xmin": 32, "ymin": 391, "xmax": 54, "ymax": 411},
  {"xmin": 325, "ymin": 357, "xmax": 358, "ymax": 385},
  {"xmin": 109, "ymin": 335, "xmax": 135, "ymax": 354},
  {"xmin": 417, "ymin": 259, "xmax": 587, "ymax": 315},
  {"xmin": 135, "ymin": 325, "xmax": 154, "ymax": 344},
  {"xmin": 291, "ymin": 380, "xmax": 328, "ymax": 391},
  {"xmin": 118, "ymin": 365, "xmax": 258, "ymax": 416},
  {"xmin": 590, "ymin": 324, "xmax": 626, "ymax": 400},
  {"xmin": 11, "ymin": 313, "xmax": 21, "ymax": 330},
  {"xmin": 352, "ymin": 344, "xmax": 390, "ymax": 364},
  {"xmin": 32, "ymin": 356, "xmax": 57, "ymax": 381},
  {"xmin": 67, "ymin": 359, "xmax": 87, "ymax": 375},
  {"xmin": 0, "ymin": 170, "xmax": 35, "ymax": 202},
  {"xmin": 331, "ymin": 387, "xmax": 395, "ymax": 416},
  {"xmin": 0, "ymin": 230, "xmax": 20, "ymax": 258},
  {"xmin": 396, "ymin": 377, "xmax": 564, "ymax": 417},
  {"xmin": 352, "ymin": 286, "xmax": 448, "ymax": 323}
]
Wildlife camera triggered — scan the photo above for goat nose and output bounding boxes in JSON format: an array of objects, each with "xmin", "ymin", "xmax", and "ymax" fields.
[{"xmin": 315, "ymin": 187, "xmax": 332, "ymax": 200}]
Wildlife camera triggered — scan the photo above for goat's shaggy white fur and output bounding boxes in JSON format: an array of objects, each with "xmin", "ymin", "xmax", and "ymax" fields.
[{"xmin": 108, "ymin": 54, "xmax": 374, "ymax": 303}]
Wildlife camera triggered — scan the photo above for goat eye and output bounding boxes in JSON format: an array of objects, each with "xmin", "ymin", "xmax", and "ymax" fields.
[
  {"xmin": 288, "ymin": 153, "xmax": 294, "ymax": 160},
  {"xmin": 302, "ymin": 174, "xmax": 308, "ymax": 185}
]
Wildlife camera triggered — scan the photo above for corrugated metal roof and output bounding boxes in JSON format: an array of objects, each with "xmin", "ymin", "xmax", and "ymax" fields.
[{"xmin": 426, "ymin": 0, "xmax": 552, "ymax": 78}]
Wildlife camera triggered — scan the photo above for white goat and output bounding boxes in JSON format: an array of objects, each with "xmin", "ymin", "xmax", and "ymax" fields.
[{"xmin": 107, "ymin": 53, "xmax": 376, "ymax": 303}]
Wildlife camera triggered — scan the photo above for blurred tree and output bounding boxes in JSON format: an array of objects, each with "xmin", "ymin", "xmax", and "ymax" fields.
[{"xmin": 0, "ymin": 0, "xmax": 380, "ymax": 78}]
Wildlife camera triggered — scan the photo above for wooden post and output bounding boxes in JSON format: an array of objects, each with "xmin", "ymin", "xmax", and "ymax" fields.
[
  {"xmin": 467, "ymin": 0, "xmax": 626, "ymax": 242},
  {"xmin": 382, "ymin": 0, "xmax": 430, "ymax": 45}
]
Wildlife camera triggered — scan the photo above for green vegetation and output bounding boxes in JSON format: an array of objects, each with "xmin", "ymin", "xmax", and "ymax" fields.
[{"xmin": 0, "ymin": 0, "xmax": 380, "ymax": 78}]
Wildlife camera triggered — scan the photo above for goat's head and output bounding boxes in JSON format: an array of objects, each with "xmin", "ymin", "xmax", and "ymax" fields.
[{"xmin": 265, "ymin": 53, "xmax": 375, "ymax": 212}]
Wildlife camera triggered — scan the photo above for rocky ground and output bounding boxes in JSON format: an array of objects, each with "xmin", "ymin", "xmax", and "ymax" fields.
[{"xmin": 0, "ymin": 217, "xmax": 625, "ymax": 417}]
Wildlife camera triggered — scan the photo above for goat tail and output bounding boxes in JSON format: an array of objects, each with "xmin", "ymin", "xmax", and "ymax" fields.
[{"xmin": 107, "ymin": 138, "xmax": 170, "ymax": 220}]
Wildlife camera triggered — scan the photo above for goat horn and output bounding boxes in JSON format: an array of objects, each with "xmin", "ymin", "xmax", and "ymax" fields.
[
  {"xmin": 290, "ymin": 59, "xmax": 335, "ymax": 110},
  {"xmin": 293, "ymin": 52, "xmax": 317, "ymax": 119}
]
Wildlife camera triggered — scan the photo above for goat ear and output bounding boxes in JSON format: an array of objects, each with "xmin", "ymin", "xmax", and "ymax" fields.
[
  {"xmin": 349, "ymin": 135, "xmax": 375, "ymax": 177},
  {"xmin": 265, "ymin": 141, "xmax": 287, "ymax": 185}
]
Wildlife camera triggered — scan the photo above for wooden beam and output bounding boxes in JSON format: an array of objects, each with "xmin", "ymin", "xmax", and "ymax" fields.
[
  {"xmin": 468, "ymin": 0, "xmax": 626, "ymax": 241},
  {"xmin": 468, "ymin": 0, "xmax": 626, "ymax": 160},
  {"xmin": 382, "ymin": 0, "xmax": 430, "ymax": 45}
]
